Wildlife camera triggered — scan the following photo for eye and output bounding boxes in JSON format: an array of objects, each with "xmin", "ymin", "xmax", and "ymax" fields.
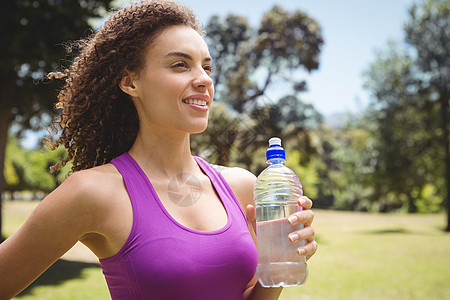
[
  {"xmin": 172, "ymin": 61, "xmax": 189, "ymax": 69},
  {"xmin": 203, "ymin": 64, "xmax": 214, "ymax": 75}
]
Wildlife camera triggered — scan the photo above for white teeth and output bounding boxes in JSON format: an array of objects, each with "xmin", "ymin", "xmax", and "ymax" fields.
[{"xmin": 183, "ymin": 99, "xmax": 207, "ymax": 106}]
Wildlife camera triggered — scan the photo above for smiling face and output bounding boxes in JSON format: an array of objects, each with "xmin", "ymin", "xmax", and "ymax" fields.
[{"xmin": 122, "ymin": 25, "xmax": 214, "ymax": 137}]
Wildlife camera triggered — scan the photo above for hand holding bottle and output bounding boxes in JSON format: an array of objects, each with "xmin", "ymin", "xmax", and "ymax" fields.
[
  {"xmin": 286, "ymin": 196, "xmax": 316, "ymax": 261},
  {"xmin": 246, "ymin": 196, "xmax": 315, "ymax": 257},
  {"xmin": 245, "ymin": 196, "xmax": 316, "ymax": 285},
  {"xmin": 251, "ymin": 137, "xmax": 317, "ymax": 287}
]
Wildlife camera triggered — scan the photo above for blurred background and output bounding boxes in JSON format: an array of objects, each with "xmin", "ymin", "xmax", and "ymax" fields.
[{"xmin": 1, "ymin": 0, "xmax": 449, "ymax": 299}]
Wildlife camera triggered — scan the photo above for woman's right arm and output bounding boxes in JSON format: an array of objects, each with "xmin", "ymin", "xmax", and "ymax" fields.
[{"xmin": 0, "ymin": 170, "xmax": 104, "ymax": 298}]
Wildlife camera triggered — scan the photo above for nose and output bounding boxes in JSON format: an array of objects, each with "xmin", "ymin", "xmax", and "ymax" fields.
[{"xmin": 192, "ymin": 67, "xmax": 213, "ymax": 89}]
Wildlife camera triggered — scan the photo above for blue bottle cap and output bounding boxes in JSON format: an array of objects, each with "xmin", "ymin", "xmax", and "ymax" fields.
[{"xmin": 266, "ymin": 137, "xmax": 285, "ymax": 160}]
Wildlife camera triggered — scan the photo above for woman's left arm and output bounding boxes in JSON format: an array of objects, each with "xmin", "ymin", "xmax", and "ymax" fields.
[{"xmin": 221, "ymin": 167, "xmax": 317, "ymax": 300}]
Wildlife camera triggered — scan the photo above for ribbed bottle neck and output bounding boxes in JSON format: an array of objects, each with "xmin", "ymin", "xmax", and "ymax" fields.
[{"xmin": 267, "ymin": 158, "xmax": 286, "ymax": 165}]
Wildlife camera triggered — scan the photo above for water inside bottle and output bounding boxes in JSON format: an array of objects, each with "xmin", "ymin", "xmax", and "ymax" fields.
[{"xmin": 256, "ymin": 202, "xmax": 308, "ymax": 287}]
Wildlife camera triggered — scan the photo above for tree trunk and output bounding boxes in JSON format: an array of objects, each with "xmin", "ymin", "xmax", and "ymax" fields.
[
  {"xmin": 407, "ymin": 192, "xmax": 418, "ymax": 213},
  {"xmin": 217, "ymin": 145, "xmax": 230, "ymax": 166},
  {"xmin": 440, "ymin": 92, "xmax": 450, "ymax": 232},
  {"xmin": 0, "ymin": 108, "xmax": 11, "ymax": 241},
  {"xmin": 216, "ymin": 129, "xmax": 237, "ymax": 166}
]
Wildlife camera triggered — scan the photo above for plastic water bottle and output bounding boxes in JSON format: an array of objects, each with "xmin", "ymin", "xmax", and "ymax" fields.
[{"xmin": 254, "ymin": 137, "xmax": 308, "ymax": 287}]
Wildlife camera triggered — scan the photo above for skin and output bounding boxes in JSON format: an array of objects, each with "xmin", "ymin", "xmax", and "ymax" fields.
[{"xmin": 0, "ymin": 26, "xmax": 317, "ymax": 299}]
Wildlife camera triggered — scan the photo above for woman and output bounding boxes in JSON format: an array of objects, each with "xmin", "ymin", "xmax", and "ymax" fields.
[{"xmin": 0, "ymin": 1, "xmax": 317, "ymax": 299}]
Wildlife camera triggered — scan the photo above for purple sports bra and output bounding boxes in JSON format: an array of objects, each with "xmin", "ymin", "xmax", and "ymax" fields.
[{"xmin": 100, "ymin": 153, "xmax": 257, "ymax": 299}]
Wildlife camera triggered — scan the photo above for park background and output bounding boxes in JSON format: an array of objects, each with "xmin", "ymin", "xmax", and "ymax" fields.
[{"xmin": 1, "ymin": 0, "xmax": 449, "ymax": 299}]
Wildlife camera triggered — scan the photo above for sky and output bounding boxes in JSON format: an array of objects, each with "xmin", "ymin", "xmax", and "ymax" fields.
[{"xmin": 113, "ymin": 0, "xmax": 418, "ymax": 116}]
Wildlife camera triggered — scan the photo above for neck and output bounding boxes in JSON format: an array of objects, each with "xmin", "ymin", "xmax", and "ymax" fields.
[{"xmin": 127, "ymin": 130, "xmax": 199, "ymax": 179}]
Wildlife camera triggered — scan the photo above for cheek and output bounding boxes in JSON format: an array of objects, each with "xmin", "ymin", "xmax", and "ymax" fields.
[
  {"xmin": 138, "ymin": 78, "xmax": 167, "ymax": 102},
  {"xmin": 209, "ymin": 85, "xmax": 215, "ymax": 100}
]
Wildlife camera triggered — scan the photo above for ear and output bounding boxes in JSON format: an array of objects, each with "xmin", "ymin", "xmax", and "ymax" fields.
[{"xmin": 119, "ymin": 71, "xmax": 139, "ymax": 98}]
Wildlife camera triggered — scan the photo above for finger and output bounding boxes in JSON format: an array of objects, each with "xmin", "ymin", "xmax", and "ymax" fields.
[
  {"xmin": 288, "ymin": 209, "xmax": 314, "ymax": 227},
  {"xmin": 288, "ymin": 226, "xmax": 315, "ymax": 244},
  {"xmin": 245, "ymin": 204, "xmax": 256, "ymax": 234},
  {"xmin": 298, "ymin": 196, "xmax": 313, "ymax": 210},
  {"xmin": 297, "ymin": 239, "xmax": 318, "ymax": 261}
]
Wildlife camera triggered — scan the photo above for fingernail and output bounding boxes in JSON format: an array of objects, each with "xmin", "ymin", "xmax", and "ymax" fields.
[
  {"xmin": 299, "ymin": 197, "xmax": 306, "ymax": 206},
  {"xmin": 298, "ymin": 248, "xmax": 306, "ymax": 256},
  {"xmin": 288, "ymin": 215, "xmax": 298, "ymax": 225},
  {"xmin": 289, "ymin": 233, "xmax": 299, "ymax": 242}
]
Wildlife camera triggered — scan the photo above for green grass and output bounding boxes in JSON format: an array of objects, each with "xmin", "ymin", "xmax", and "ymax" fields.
[
  {"xmin": 15, "ymin": 260, "xmax": 108, "ymax": 300},
  {"xmin": 280, "ymin": 210, "xmax": 450, "ymax": 300},
  {"xmin": 3, "ymin": 201, "xmax": 110, "ymax": 300},
  {"xmin": 3, "ymin": 201, "xmax": 450, "ymax": 300}
]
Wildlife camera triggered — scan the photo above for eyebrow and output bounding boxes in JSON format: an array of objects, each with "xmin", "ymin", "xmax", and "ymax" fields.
[{"xmin": 166, "ymin": 51, "xmax": 212, "ymax": 62}]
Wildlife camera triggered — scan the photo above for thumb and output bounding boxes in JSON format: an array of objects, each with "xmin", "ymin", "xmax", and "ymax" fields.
[{"xmin": 246, "ymin": 204, "xmax": 257, "ymax": 235}]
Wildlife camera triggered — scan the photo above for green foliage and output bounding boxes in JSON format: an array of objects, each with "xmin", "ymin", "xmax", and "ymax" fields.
[
  {"xmin": 194, "ymin": 5, "xmax": 324, "ymax": 167},
  {"xmin": 286, "ymin": 149, "xmax": 319, "ymax": 200},
  {"xmin": 257, "ymin": 6, "xmax": 322, "ymax": 72},
  {"xmin": 1, "ymin": 0, "xmax": 114, "ymax": 131},
  {"xmin": 4, "ymin": 135, "xmax": 29, "ymax": 192},
  {"xmin": 4, "ymin": 136, "xmax": 24, "ymax": 189},
  {"xmin": 206, "ymin": 7, "xmax": 323, "ymax": 112},
  {"xmin": 405, "ymin": 0, "xmax": 450, "ymax": 226},
  {"xmin": 315, "ymin": 123, "xmax": 375, "ymax": 211},
  {"xmin": 91, "ymin": 1, "xmax": 449, "ymax": 217},
  {"xmin": 405, "ymin": 0, "xmax": 449, "ymax": 90},
  {"xmin": 4, "ymin": 135, "xmax": 68, "ymax": 195},
  {"xmin": 0, "ymin": 0, "xmax": 115, "ymax": 234},
  {"xmin": 361, "ymin": 0, "xmax": 449, "ymax": 215}
]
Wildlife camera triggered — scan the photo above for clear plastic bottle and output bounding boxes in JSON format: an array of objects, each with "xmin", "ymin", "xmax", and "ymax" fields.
[{"xmin": 254, "ymin": 137, "xmax": 308, "ymax": 287}]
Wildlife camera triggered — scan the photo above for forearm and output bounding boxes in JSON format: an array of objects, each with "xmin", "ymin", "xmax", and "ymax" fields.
[{"xmin": 244, "ymin": 281, "xmax": 283, "ymax": 300}]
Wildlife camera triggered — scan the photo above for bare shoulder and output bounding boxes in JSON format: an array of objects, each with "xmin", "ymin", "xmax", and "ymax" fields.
[
  {"xmin": 56, "ymin": 163, "xmax": 128, "ymax": 230},
  {"xmin": 0, "ymin": 163, "xmax": 126, "ymax": 297},
  {"xmin": 37, "ymin": 163, "xmax": 130, "ymax": 255},
  {"xmin": 217, "ymin": 165, "xmax": 256, "ymax": 187},
  {"xmin": 64, "ymin": 163, "xmax": 121, "ymax": 189},
  {"xmin": 213, "ymin": 165, "xmax": 256, "ymax": 209},
  {"xmin": 61, "ymin": 163, "xmax": 123, "ymax": 202}
]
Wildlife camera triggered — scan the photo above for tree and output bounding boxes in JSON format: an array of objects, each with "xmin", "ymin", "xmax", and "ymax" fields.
[
  {"xmin": 404, "ymin": 0, "xmax": 450, "ymax": 229},
  {"xmin": 0, "ymin": 0, "xmax": 114, "ymax": 238},
  {"xmin": 233, "ymin": 95, "xmax": 322, "ymax": 173},
  {"xmin": 193, "ymin": 5, "xmax": 324, "ymax": 166},
  {"xmin": 4, "ymin": 136, "xmax": 69, "ymax": 199},
  {"xmin": 363, "ymin": 0, "xmax": 449, "ymax": 223},
  {"xmin": 3, "ymin": 136, "xmax": 27, "ymax": 198},
  {"xmin": 363, "ymin": 41, "xmax": 432, "ymax": 212}
]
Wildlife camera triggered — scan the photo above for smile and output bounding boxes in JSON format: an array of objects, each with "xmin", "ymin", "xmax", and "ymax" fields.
[{"xmin": 182, "ymin": 99, "xmax": 207, "ymax": 106}]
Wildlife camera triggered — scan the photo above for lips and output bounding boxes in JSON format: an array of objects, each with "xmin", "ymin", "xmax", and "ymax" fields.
[{"xmin": 182, "ymin": 99, "xmax": 207, "ymax": 106}]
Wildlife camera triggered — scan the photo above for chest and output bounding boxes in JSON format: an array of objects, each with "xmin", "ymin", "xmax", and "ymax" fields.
[
  {"xmin": 150, "ymin": 173, "xmax": 229, "ymax": 232},
  {"xmin": 101, "ymin": 205, "xmax": 257, "ymax": 300}
]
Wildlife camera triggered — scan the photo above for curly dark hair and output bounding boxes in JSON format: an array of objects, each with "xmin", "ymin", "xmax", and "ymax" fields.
[{"xmin": 46, "ymin": 0, "xmax": 204, "ymax": 173}]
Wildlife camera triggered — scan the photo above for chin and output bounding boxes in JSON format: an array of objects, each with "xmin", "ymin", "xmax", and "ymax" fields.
[
  {"xmin": 189, "ymin": 121, "xmax": 209, "ymax": 134},
  {"xmin": 190, "ymin": 126, "xmax": 208, "ymax": 134}
]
